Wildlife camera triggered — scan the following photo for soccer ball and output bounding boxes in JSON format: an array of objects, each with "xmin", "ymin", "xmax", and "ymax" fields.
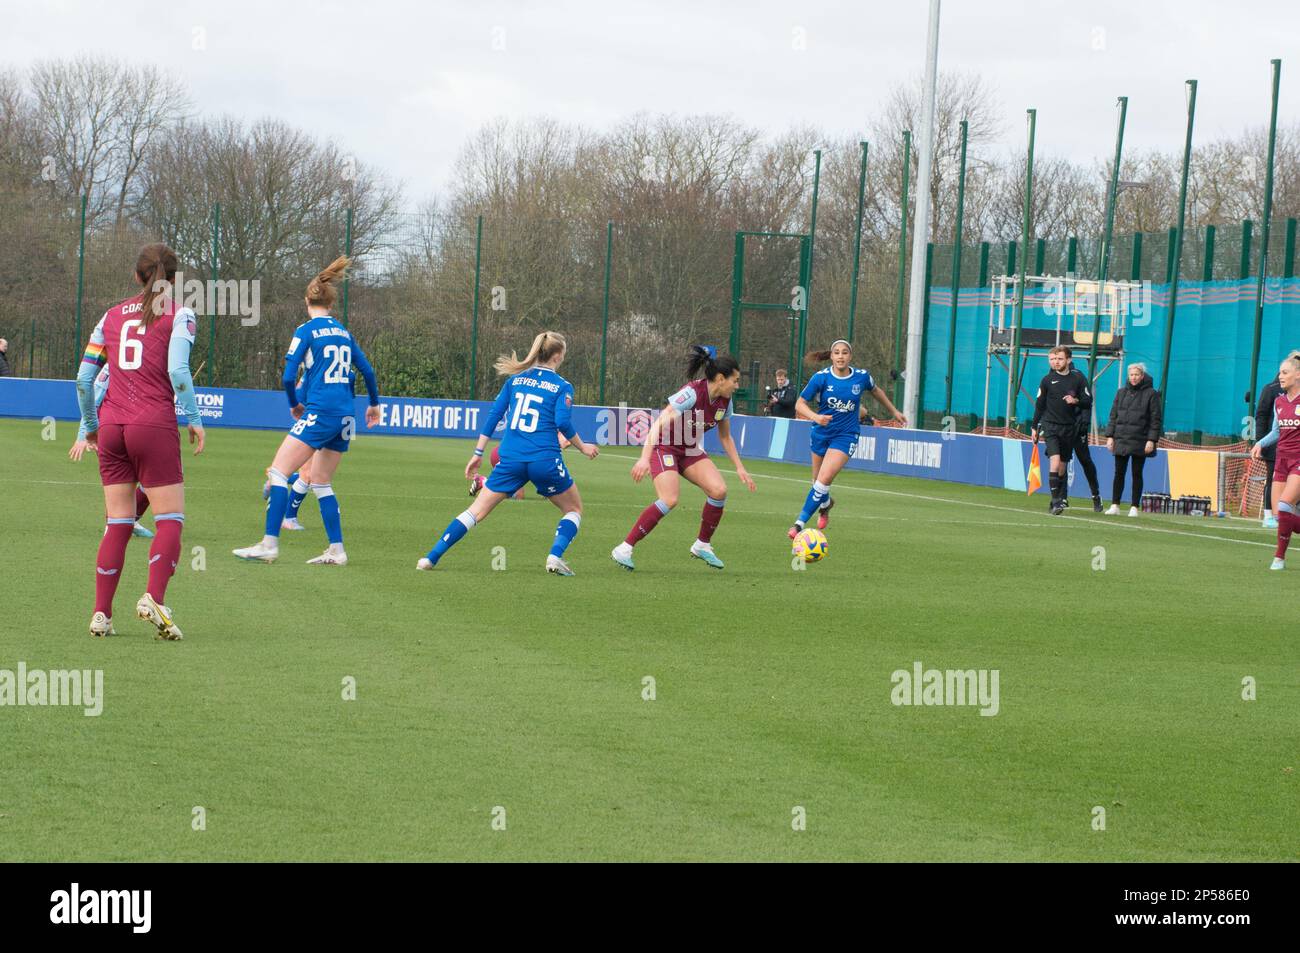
[{"xmin": 792, "ymin": 528, "xmax": 828, "ymax": 562}]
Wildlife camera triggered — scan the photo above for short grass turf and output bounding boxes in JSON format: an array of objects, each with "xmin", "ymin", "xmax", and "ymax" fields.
[{"xmin": 0, "ymin": 418, "xmax": 1296, "ymax": 861}]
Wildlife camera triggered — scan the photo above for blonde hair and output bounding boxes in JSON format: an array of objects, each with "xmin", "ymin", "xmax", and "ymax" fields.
[
  {"xmin": 494, "ymin": 331, "xmax": 566, "ymax": 377},
  {"xmin": 306, "ymin": 256, "xmax": 350, "ymax": 310}
]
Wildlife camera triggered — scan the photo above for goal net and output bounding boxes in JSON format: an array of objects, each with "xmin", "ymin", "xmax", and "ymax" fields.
[{"xmin": 1219, "ymin": 451, "xmax": 1266, "ymax": 518}]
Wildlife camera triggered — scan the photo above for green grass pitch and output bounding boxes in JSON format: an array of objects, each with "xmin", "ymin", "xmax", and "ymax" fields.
[{"xmin": 0, "ymin": 418, "xmax": 1295, "ymax": 861}]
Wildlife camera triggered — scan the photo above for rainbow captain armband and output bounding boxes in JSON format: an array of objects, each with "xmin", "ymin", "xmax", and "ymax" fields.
[{"xmin": 82, "ymin": 341, "xmax": 107, "ymax": 368}]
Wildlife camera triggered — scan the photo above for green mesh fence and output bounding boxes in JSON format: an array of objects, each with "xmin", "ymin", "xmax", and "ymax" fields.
[{"xmin": 1, "ymin": 189, "xmax": 1295, "ymax": 417}]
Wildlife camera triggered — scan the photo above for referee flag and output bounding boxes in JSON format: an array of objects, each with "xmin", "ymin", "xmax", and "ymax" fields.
[{"xmin": 1027, "ymin": 443, "xmax": 1042, "ymax": 496}]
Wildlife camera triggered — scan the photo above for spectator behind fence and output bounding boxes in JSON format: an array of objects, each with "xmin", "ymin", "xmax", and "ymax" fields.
[
  {"xmin": 766, "ymin": 369, "xmax": 796, "ymax": 418},
  {"xmin": 1104, "ymin": 362, "xmax": 1163, "ymax": 516},
  {"xmin": 0, "ymin": 337, "xmax": 10, "ymax": 377}
]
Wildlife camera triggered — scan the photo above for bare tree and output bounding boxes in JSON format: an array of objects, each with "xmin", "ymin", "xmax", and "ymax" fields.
[{"xmin": 29, "ymin": 58, "xmax": 187, "ymax": 226}]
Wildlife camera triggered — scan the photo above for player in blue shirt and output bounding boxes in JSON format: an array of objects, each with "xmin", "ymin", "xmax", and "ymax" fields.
[
  {"xmin": 788, "ymin": 339, "xmax": 906, "ymax": 539},
  {"xmin": 260, "ymin": 377, "xmax": 318, "ymax": 531},
  {"xmin": 418, "ymin": 331, "xmax": 599, "ymax": 576},
  {"xmin": 234, "ymin": 257, "xmax": 380, "ymax": 566}
]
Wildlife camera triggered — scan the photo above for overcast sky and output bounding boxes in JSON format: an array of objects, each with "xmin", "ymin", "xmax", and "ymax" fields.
[{"xmin": 5, "ymin": 0, "xmax": 1296, "ymax": 202}]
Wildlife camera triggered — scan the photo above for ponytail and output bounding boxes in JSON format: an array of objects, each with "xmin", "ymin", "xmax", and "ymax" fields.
[
  {"xmin": 686, "ymin": 344, "xmax": 740, "ymax": 382},
  {"xmin": 805, "ymin": 339, "xmax": 852, "ymax": 366},
  {"xmin": 306, "ymin": 256, "xmax": 351, "ymax": 310},
  {"xmin": 135, "ymin": 242, "xmax": 178, "ymax": 326},
  {"xmin": 495, "ymin": 330, "xmax": 567, "ymax": 377}
]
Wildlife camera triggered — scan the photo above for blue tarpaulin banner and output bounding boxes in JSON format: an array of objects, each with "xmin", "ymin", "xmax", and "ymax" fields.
[{"xmin": 1, "ymin": 378, "xmax": 1209, "ymax": 504}]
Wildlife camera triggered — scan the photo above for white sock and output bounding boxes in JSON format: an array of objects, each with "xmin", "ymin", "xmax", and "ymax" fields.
[
  {"xmin": 328, "ymin": 542, "xmax": 345, "ymax": 555},
  {"xmin": 260, "ymin": 535, "xmax": 279, "ymax": 549}
]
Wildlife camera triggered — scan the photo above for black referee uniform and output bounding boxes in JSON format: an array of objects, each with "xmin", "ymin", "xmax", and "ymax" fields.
[{"xmin": 1031, "ymin": 366, "xmax": 1102, "ymax": 511}]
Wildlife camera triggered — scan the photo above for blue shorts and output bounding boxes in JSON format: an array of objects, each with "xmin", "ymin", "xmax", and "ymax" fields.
[
  {"xmin": 287, "ymin": 412, "xmax": 352, "ymax": 453},
  {"xmin": 486, "ymin": 454, "xmax": 573, "ymax": 497},
  {"xmin": 810, "ymin": 429, "xmax": 858, "ymax": 459}
]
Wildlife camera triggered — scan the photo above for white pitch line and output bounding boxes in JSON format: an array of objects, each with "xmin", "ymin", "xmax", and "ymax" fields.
[
  {"xmin": 596, "ymin": 449, "xmax": 1275, "ymax": 549},
  {"xmin": 10, "ymin": 454, "xmax": 1273, "ymax": 548}
]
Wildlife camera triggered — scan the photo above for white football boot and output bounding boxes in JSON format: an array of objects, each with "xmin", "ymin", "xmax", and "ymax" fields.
[
  {"xmin": 137, "ymin": 593, "xmax": 183, "ymax": 641},
  {"xmin": 546, "ymin": 554, "xmax": 575, "ymax": 576},
  {"xmin": 306, "ymin": 547, "xmax": 348, "ymax": 566},
  {"xmin": 611, "ymin": 542, "xmax": 635, "ymax": 571},
  {"xmin": 89, "ymin": 611, "xmax": 115, "ymax": 638},
  {"xmin": 233, "ymin": 541, "xmax": 279, "ymax": 563}
]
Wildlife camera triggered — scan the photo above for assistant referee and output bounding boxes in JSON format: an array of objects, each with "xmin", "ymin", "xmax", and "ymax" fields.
[{"xmin": 1030, "ymin": 346, "xmax": 1101, "ymax": 515}]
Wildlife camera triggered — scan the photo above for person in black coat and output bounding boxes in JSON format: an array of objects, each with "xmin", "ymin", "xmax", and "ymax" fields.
[
  {"xmin": 1256, "ymin": 374, "xmax": 1284, "ymax": 528},
  {"xmin": 766, "ymin": 369, "xmax": 796, "ymax": 418},
  {"xmin": 0, "ymin": 337, "xmax": 10, "ymax": 377},
  {"xmin": 1104, "ymin": 363, "xmax": 1163, "ymax": 515}
]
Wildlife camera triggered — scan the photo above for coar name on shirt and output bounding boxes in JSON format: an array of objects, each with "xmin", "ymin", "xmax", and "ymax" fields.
[
  {"xmin": 825, "ymin": 396, "xmax": 857, "ymax": 413},
  {"xmin": 512, "ymin": 375, "xmax": 560, "ymax": 394}
]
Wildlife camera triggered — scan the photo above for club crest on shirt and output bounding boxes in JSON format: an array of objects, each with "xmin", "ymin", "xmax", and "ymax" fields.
[
  {"xmin": 852, "ymin": 384, "xmax": 861, "ymax": 395},
  {"xmin": 715, "ymin": 409, "xmax": 724, "ymax": 420}
]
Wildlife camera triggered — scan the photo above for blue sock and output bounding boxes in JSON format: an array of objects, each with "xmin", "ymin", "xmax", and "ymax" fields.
[
  {"xmin": 550, "ymin": 511, "xmax": 581, "ymax": 558},
  {"xmin": 313, "ymin": 484, "xmax": 342, "ymax": 544},
  {"xmin": 264, "ymin": 469, "xmax": 289, "ymax": 538},
  {"xmin": 796, "ymin": 481, "xmax": 830, "ymax": 526},
  {"xmin": 427, "ymin": 511, "xmax": 476, "ymax": 564},
  {"xmin": 288, "ymin": 476, "xmax": 309, "ymax": 519}
]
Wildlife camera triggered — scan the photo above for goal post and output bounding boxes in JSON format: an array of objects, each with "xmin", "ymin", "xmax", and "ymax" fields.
[{"xmin": 1219, "ymin": 451, "xmax": 1266, "ymax": 518}]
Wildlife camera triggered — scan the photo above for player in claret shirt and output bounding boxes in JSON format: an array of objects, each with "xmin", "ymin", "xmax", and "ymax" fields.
[
  {"xmin": 1251, "ymin": 354, "xmax": 1300, "ymax": 570},
  {"xmin": 233, "ymin": 257, "xmax": 380, "ymax": 566},
  {"xmin": 787, "ymin": 339, "xmax": 905, "ymax": 539},
  {"xmin": 75, "ymin": 242, "xmax": 205, "ymax": 640},
  {"xmin": 611, "ymin": 345, "xmax": 756, "ymax": 571},
  {"xmin": 418, "ymin": 331, "xmax": 599, "ymax": 576},
  {"xmin": 69, "ymin": 365, "xmax": 155, "ymax": 539}
]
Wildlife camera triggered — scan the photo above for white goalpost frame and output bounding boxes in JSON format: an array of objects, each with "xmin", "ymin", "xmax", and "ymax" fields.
[{"xmin": 981, "ymin": 272, "xmax": 1139, "ymax": 433}]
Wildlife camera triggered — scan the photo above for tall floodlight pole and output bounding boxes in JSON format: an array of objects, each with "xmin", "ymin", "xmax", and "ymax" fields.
[
  {"xmin": 846, "ymin": 141, "xmax": 869, "ymax": 345},
  {"xmin": 892, "ymin": 129, "xmax": 912, "ymax": 407},
  {"xmin": 1247, "ymin": 59, "xmax": 1282, "ymax": 413},
  {"xmin": 944, "ymin": 119, "xmax": 968, "ymax": 418},
  {"xmin": 1158, "ymin": 82, "xmax": 1197, "ymax": 402},
  {"xmin": 1007, "ymin": 109, "xmax": 1036, "ymax": 427},
  {"xmin": 1089, "ymin": 96, "xmax": 1128, "ymax": 385},
  {"xmin": 902, "ymin": 0, "xmax": 942, "ymax": 429}
]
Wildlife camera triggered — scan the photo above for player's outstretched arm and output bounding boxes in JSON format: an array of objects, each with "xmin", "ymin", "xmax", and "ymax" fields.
[
  {"xmin": 869, "ymin": 385, "xmax": 907, "ymax": 425},
  {"xmin": 795, "ymin": 396, "xmax": 830, "ymax": 426},
  {"xmin": 717, "ymin": 418, "xmax": 755, "ymax": 491},
  {"xmin": 632, "ymin": 406, "xmax": 674, "ymax": 482},
  {"xmin": 75, "ymin": 316, "xmax": 108, "ymax": 441}
]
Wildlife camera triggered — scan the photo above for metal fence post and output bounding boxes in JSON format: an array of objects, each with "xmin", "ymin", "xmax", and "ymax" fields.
[
  {"xmin": 342, "ymin": 207, "xmax": 353, "ymax": 327},
  {"xmin": 73, "ymin": 193, "xmax": 87, "ymax": 370},
  {"xmin": 599, "ymin": 221, "xmax": 613, "ymax": 404},
  {"xmin": 469, "ymin": 215, "xmax": 483, "ymax": 400},
  {"xmin": 209, "ymin": 202, "xmax": 219, "ymax": 386}
]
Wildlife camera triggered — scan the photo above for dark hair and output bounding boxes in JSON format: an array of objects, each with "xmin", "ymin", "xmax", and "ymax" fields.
[
  {"xmin": 804, "ymin": 339, "xmax": 852, "ymax": 365},
  {"xmin": 687, "ymin": 345, "xmax": 740, "ymax": 382},
  {"xmin": 135, "ymin": 242, "xmax": 178, "ymax": 326}
]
